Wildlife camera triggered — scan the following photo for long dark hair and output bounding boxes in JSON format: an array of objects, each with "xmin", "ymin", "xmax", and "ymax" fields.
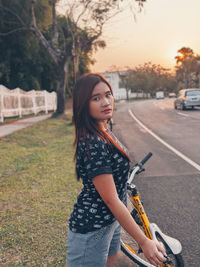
[
  {"xmin": 73, "ymin": 73, "xmax": 130, "ymax": 179},
  {"xmin": 73, "ymin": 73, "xmax": 113, "ymax": 151}
]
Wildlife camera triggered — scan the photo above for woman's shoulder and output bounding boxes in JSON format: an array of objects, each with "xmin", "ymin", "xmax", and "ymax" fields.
[
  {"xmin": 79, "ymin": 133, "xmax": 107, "ymax": 145},
  {"xmin": 77, "ymin": 133, "xmax": 109, "ymax": 154}
]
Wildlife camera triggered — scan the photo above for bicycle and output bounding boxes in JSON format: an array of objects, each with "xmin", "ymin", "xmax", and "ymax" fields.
[{"xmin": 120, "ymin": 152, "xmax": 184, "ymax": 267}]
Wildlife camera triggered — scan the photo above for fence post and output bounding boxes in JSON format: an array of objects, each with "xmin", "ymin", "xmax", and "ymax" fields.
[
  {"xmin": 44, "ymin": 90, "xmax": 48, "ymax": 114},
  {"xmin": 17, "ymin": 88, "xmax": 22, "ymax": 118},
  {"xmin": 32, "ymin": 90, "xmax": 37, "ymax": 115},
  {"xmin": 54, "ymin": 92, "xmax": 57, "ymax": 112},
  {"xmin": 0, "ymin": 85, "xmax": 4, "ymax": 123}
]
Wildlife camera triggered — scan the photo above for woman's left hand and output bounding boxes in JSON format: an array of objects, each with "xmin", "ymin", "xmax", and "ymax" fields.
[{"xmin": 140, "ymin": 238, "xmax": 167, "ymax": 266}]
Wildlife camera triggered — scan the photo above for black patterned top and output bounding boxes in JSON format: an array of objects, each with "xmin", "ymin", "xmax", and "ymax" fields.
[{"xmin": 69, "ymin": 131, "xmax": 130, "ymax": 233}]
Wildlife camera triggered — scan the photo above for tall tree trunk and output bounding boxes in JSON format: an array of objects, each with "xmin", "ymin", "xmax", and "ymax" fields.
[
  {"xmin": 56, "ymin": 57, "xmax": 71, "ymax": 114},
  {"xmin": 56, "ymin": 73, "xmax": 66, "ymax": 114},
  {"xmin": 30, "ymin": 0, "xmax": 70, "ymax": 115}
]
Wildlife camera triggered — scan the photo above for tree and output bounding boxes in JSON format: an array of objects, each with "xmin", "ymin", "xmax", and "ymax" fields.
[
  {"xmin": 0, "ymin": 6, "xmax": 91, "ymax": 93},
  {"xmin": 135, "ymin": 62, "xmax": 174, "ymax": 96},
  {"xmin": 0, "ymin": 0, "xmax": 146, "ymax": 114},
  {"xmin": 0, "ymin": 0, "xmax": 56, "ymax": 90},
  {"xmin": 175, "ymin": 47, "xmax": 200, "ymax": 89},
  {"xmin": 175, "ymin": 47, "xmax": 194, "ymax": 65},
  {"xmin": 0, "ymin": 25, "xmax": 59, "ymax": 92},
  {"xmin": 119, "ymin": 62, "xmax": 176, "ymax": 97}
]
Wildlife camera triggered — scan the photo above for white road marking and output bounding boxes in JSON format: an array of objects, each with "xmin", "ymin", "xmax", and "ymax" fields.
[
  {"xmin": 177, "ymin": 112, "xmax": 189, "ymax": 117},
  {"xmin": 129, "ymin": 109, "xmax": 200, "ymax": 172}
]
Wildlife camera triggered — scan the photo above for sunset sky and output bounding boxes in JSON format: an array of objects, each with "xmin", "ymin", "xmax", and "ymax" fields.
[{"xmin": 89, "ymin": 0, "xmax": 200, "ymax": 73}]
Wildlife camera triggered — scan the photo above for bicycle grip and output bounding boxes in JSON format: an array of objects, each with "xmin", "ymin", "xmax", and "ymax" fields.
[{"xmin": 139, "ymin": 152, "xmax": 152, "ymax": 166}]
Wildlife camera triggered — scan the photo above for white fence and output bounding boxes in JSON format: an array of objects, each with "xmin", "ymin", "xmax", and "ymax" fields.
[{"xmin": 0, "ymin": 85, "xmax": 57, "ymax": 123}]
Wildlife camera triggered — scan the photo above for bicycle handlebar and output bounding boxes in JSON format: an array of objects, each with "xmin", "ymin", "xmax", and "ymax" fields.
[
  {"xmin": 139, "ymin": 152, "xmax": 152, "ymax": 166},
  {"xmin": 127, "ymin": 152, "xmax": 153, "ymax": 185}
]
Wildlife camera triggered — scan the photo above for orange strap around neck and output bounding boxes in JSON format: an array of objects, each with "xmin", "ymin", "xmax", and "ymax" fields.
[{"xmin": 102, "ymin": 128, "xmax": 131, "ymax": 162}]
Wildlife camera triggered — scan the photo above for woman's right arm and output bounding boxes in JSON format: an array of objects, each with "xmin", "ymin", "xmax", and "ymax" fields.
[{"xmin": 92, "ymin": 173, "xmax": 167, "ymax": 266}]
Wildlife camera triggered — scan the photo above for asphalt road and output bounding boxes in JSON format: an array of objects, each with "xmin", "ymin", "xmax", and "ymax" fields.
[{"xmin": 113, "ymin": 99, "xmax": 200, "ymax": 267}]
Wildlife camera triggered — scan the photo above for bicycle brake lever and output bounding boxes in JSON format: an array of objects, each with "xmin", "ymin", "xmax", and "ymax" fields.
[{"xmin": 136, "ymin": 167, "xmax": 145, "ymax": 174}]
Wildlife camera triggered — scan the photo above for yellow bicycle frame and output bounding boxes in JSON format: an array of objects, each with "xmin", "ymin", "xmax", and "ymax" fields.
[
  {"xmin": 131, "ymin": 191, "xmax": 170, "ymax": 267},
  {"xmin": 132, "ymin": 194, "xmax": 152, "ymax": 239}
]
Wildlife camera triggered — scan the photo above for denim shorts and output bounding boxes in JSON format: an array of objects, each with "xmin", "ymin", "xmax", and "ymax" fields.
[{"xmin": 66, "ymin": 220, "xmax": 121, "ymax": 267}]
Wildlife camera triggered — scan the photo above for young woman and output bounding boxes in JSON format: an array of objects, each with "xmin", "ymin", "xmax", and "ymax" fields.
[{"xmin": 65, "ymin": 73, "xmax": 166, "ymax": 267}]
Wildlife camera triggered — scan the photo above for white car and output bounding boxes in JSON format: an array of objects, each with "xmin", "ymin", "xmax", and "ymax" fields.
[
  {"xmin": 174, "ymin": 88, "xmax": 200, "ymax": 110},
  {"xmin": 168, "ymin": 93, "xmax": 176, "ymax": 98},
  {"xmin": 156, "ymin": 91, "xmax": 164, "ymax": 99}
]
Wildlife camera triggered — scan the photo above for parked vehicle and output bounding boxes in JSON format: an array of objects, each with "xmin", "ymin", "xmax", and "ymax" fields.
[
  {"xmin": 168, "ymin": 92, "xmax": 176, "ymax": 98},
  {"xmin": 174, "ymin": 88, "xmax": 200, "ymax": 110},
  {"xmin": 156, "ymin": 91, "xmax": 164, "ymax": 99}
]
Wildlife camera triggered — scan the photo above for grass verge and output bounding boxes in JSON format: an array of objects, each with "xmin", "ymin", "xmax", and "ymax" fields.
[{"xmin": 0, "ymin": 114, "xmax": 81, "ymax": 266}]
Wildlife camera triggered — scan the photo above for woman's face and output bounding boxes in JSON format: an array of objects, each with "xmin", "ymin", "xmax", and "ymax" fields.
[{"xmin": 89, "ymin": 82, "xmax": 114, "ymax": 128}]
